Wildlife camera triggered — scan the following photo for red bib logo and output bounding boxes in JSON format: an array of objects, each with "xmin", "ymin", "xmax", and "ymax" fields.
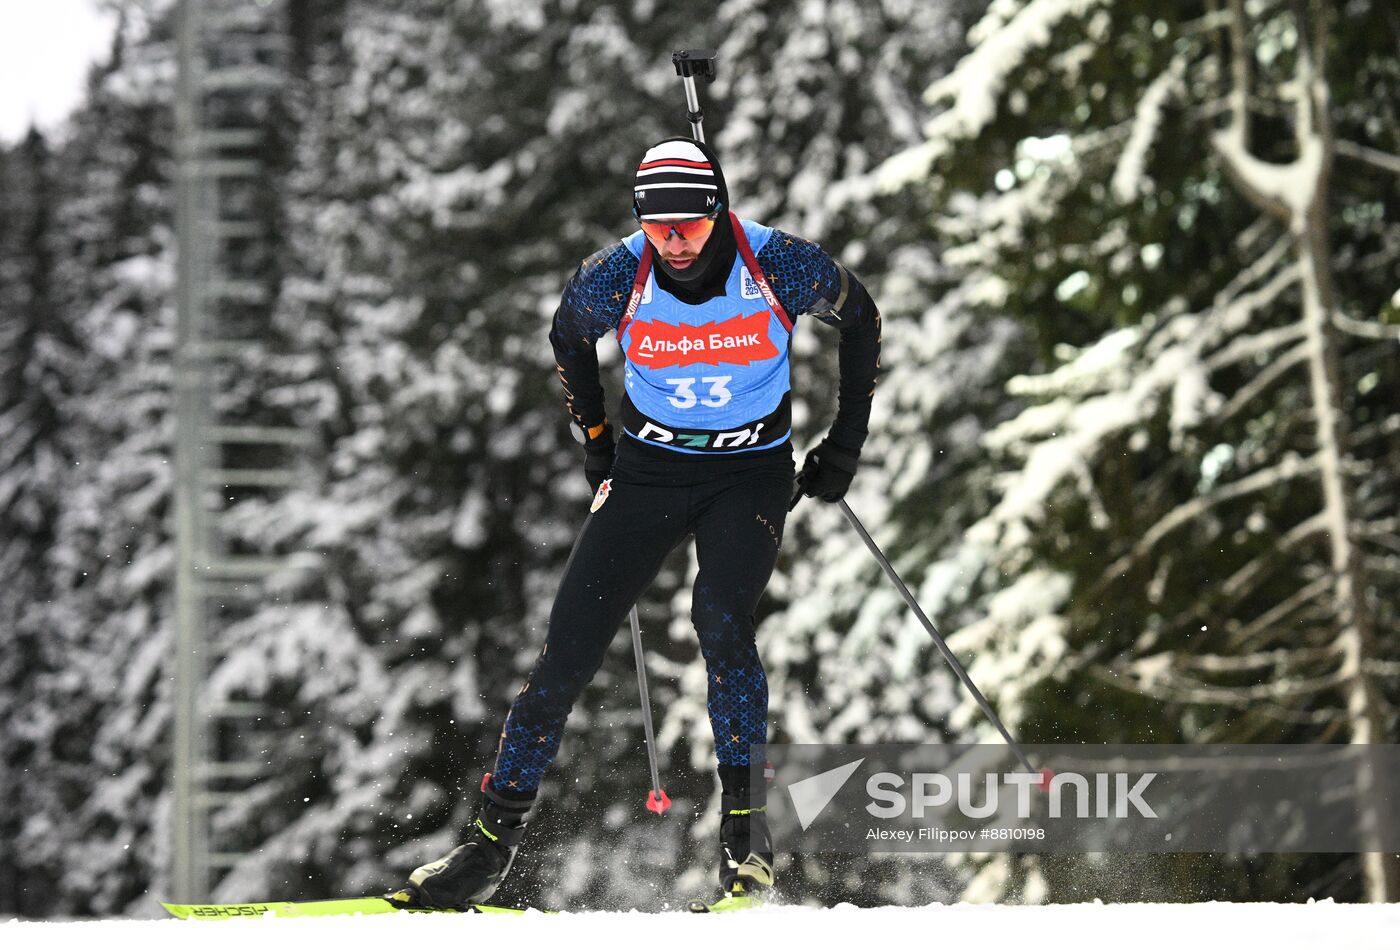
[{"xmin": 626, "ymin": 312, "xmax": 778, "ymax": 369}]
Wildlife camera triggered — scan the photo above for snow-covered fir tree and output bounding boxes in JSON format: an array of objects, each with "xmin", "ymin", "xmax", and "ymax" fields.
[
  {"xmin": 869, "ymin": 0, "xmax": 1400, "ymax": 902},
  {"xmin": 0, "ymin": 129, "xmax": 73, "ymax": 914},
  {"xmin": 0, "ymin": 5, "xmax": 181, "ymax": 916}
]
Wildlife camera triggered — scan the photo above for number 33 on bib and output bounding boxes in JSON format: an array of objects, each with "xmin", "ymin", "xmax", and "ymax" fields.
[{"xmin": 617, "ymin": 216, "xmax": 794, "ymax": 455}]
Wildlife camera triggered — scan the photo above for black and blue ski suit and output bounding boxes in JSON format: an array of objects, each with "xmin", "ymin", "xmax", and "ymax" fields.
[{"xmin": 487, "ymin": 211, "xmax": 880, "ymax": 800}]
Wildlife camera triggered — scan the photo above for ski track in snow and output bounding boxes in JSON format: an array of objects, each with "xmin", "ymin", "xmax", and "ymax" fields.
[{"xmin": 6, "ymin": 901, "xmax": 1400, "ymax": 950}]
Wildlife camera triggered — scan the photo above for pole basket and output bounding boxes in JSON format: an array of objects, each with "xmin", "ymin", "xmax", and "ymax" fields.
[{"xmin": 646, "ymin": 788, "xmax": 673, "ymax": 815}]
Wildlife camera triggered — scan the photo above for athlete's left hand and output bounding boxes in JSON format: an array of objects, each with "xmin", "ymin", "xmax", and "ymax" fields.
[{"xmin": 791, "ymin": 440, "xmax": 860, "ymax": 509}]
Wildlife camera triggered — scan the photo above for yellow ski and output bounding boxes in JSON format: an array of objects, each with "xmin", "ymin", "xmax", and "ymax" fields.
[{"xmin": 161, "ymin": 897, "xmax": 533, "ymax": 919}]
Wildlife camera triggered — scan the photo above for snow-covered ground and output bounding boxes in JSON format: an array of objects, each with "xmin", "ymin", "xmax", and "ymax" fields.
[{"xmin": 6, "ymin": 901, "xmax": 1399, "ymax": 950}]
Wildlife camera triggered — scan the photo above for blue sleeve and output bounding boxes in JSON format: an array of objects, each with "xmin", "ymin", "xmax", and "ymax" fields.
[
  {"xmin": 753, "ymin": 230, "xmax": 847, "ymax": 324},
  {"xmin": 551, "ymin": 241, "xmax": 637, "ymax": 352},
  {"xmin": 754, "ymin": 230, "xmax": 882, "ymax": 456},
  {"xmin": 549, "ymin": 242, "xmax": 639, "ymax": 438}
]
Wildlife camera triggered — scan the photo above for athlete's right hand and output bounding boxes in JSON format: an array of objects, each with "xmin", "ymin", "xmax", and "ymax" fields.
[
  {"xmin": 790, "ymin": 439, "xmax": 860, "ymax": 509},
  {"xmin": 584, "ymin": 424, "xmax": 616, "ymax": 494}
]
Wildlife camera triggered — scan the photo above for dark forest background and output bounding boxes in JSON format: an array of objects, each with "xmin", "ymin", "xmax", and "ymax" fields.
[{"xmin": 1, "ymin": 0, "xmax": 1397, "ymax": 917}]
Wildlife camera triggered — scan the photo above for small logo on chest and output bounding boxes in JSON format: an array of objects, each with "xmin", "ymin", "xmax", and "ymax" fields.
[{"xmin": 627, "ymin": 312, "xmax": 778, "ymax": 369}]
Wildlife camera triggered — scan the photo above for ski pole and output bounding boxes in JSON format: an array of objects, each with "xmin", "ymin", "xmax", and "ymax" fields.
[
  {"xmin": 832, "ymin": 495, "xmax": 1051, "ymax": 788},
  {"xmin": 629, "ymin": 605, "xmax": 672, "ymax": 814},
  {"xmin": 671, "ymin": 49, "xmax": 717, "ymax": 143},
  {"xmin": 577, "ymin": 502, "xmax": 671, "ymax": 813}
]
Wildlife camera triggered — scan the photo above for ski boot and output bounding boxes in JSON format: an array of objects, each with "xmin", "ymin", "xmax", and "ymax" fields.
[
  {"xmin": 387, "ymin": 784, "xmax": 533, "ymax": 911},
  {"xmin": 688, "ymin": 791, "xmax": 774, "ymax": 913}
]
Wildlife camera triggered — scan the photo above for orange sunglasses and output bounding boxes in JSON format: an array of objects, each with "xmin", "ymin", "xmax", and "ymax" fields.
[{"xmin": 637, "ymin": 212, "xmax": 719, "ymax": 244}]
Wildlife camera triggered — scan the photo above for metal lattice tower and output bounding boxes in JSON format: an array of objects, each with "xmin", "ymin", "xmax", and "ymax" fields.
[{"xmin": 173, "ymin": 0, "xmax": 309, "ymax": 902}]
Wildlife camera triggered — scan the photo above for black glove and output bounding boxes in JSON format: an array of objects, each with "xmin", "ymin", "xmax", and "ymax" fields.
[
  {"xmin": 583, "ymin": 424, "xmax": 616, "ymax": 495},
  {"xmin": 790, "ymin": 439, "xmax": 860, "ymax": 510}
]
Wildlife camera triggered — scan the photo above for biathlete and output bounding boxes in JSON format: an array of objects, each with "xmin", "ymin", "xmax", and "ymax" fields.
[{"xmin": 392, "ymin": 135, "xmax": 881, "ymax": 910}]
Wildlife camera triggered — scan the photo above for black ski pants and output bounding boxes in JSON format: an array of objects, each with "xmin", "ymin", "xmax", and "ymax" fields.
[{"xmin": 487, "ymin": 437, "xmax": 795, "ymax": 798}]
